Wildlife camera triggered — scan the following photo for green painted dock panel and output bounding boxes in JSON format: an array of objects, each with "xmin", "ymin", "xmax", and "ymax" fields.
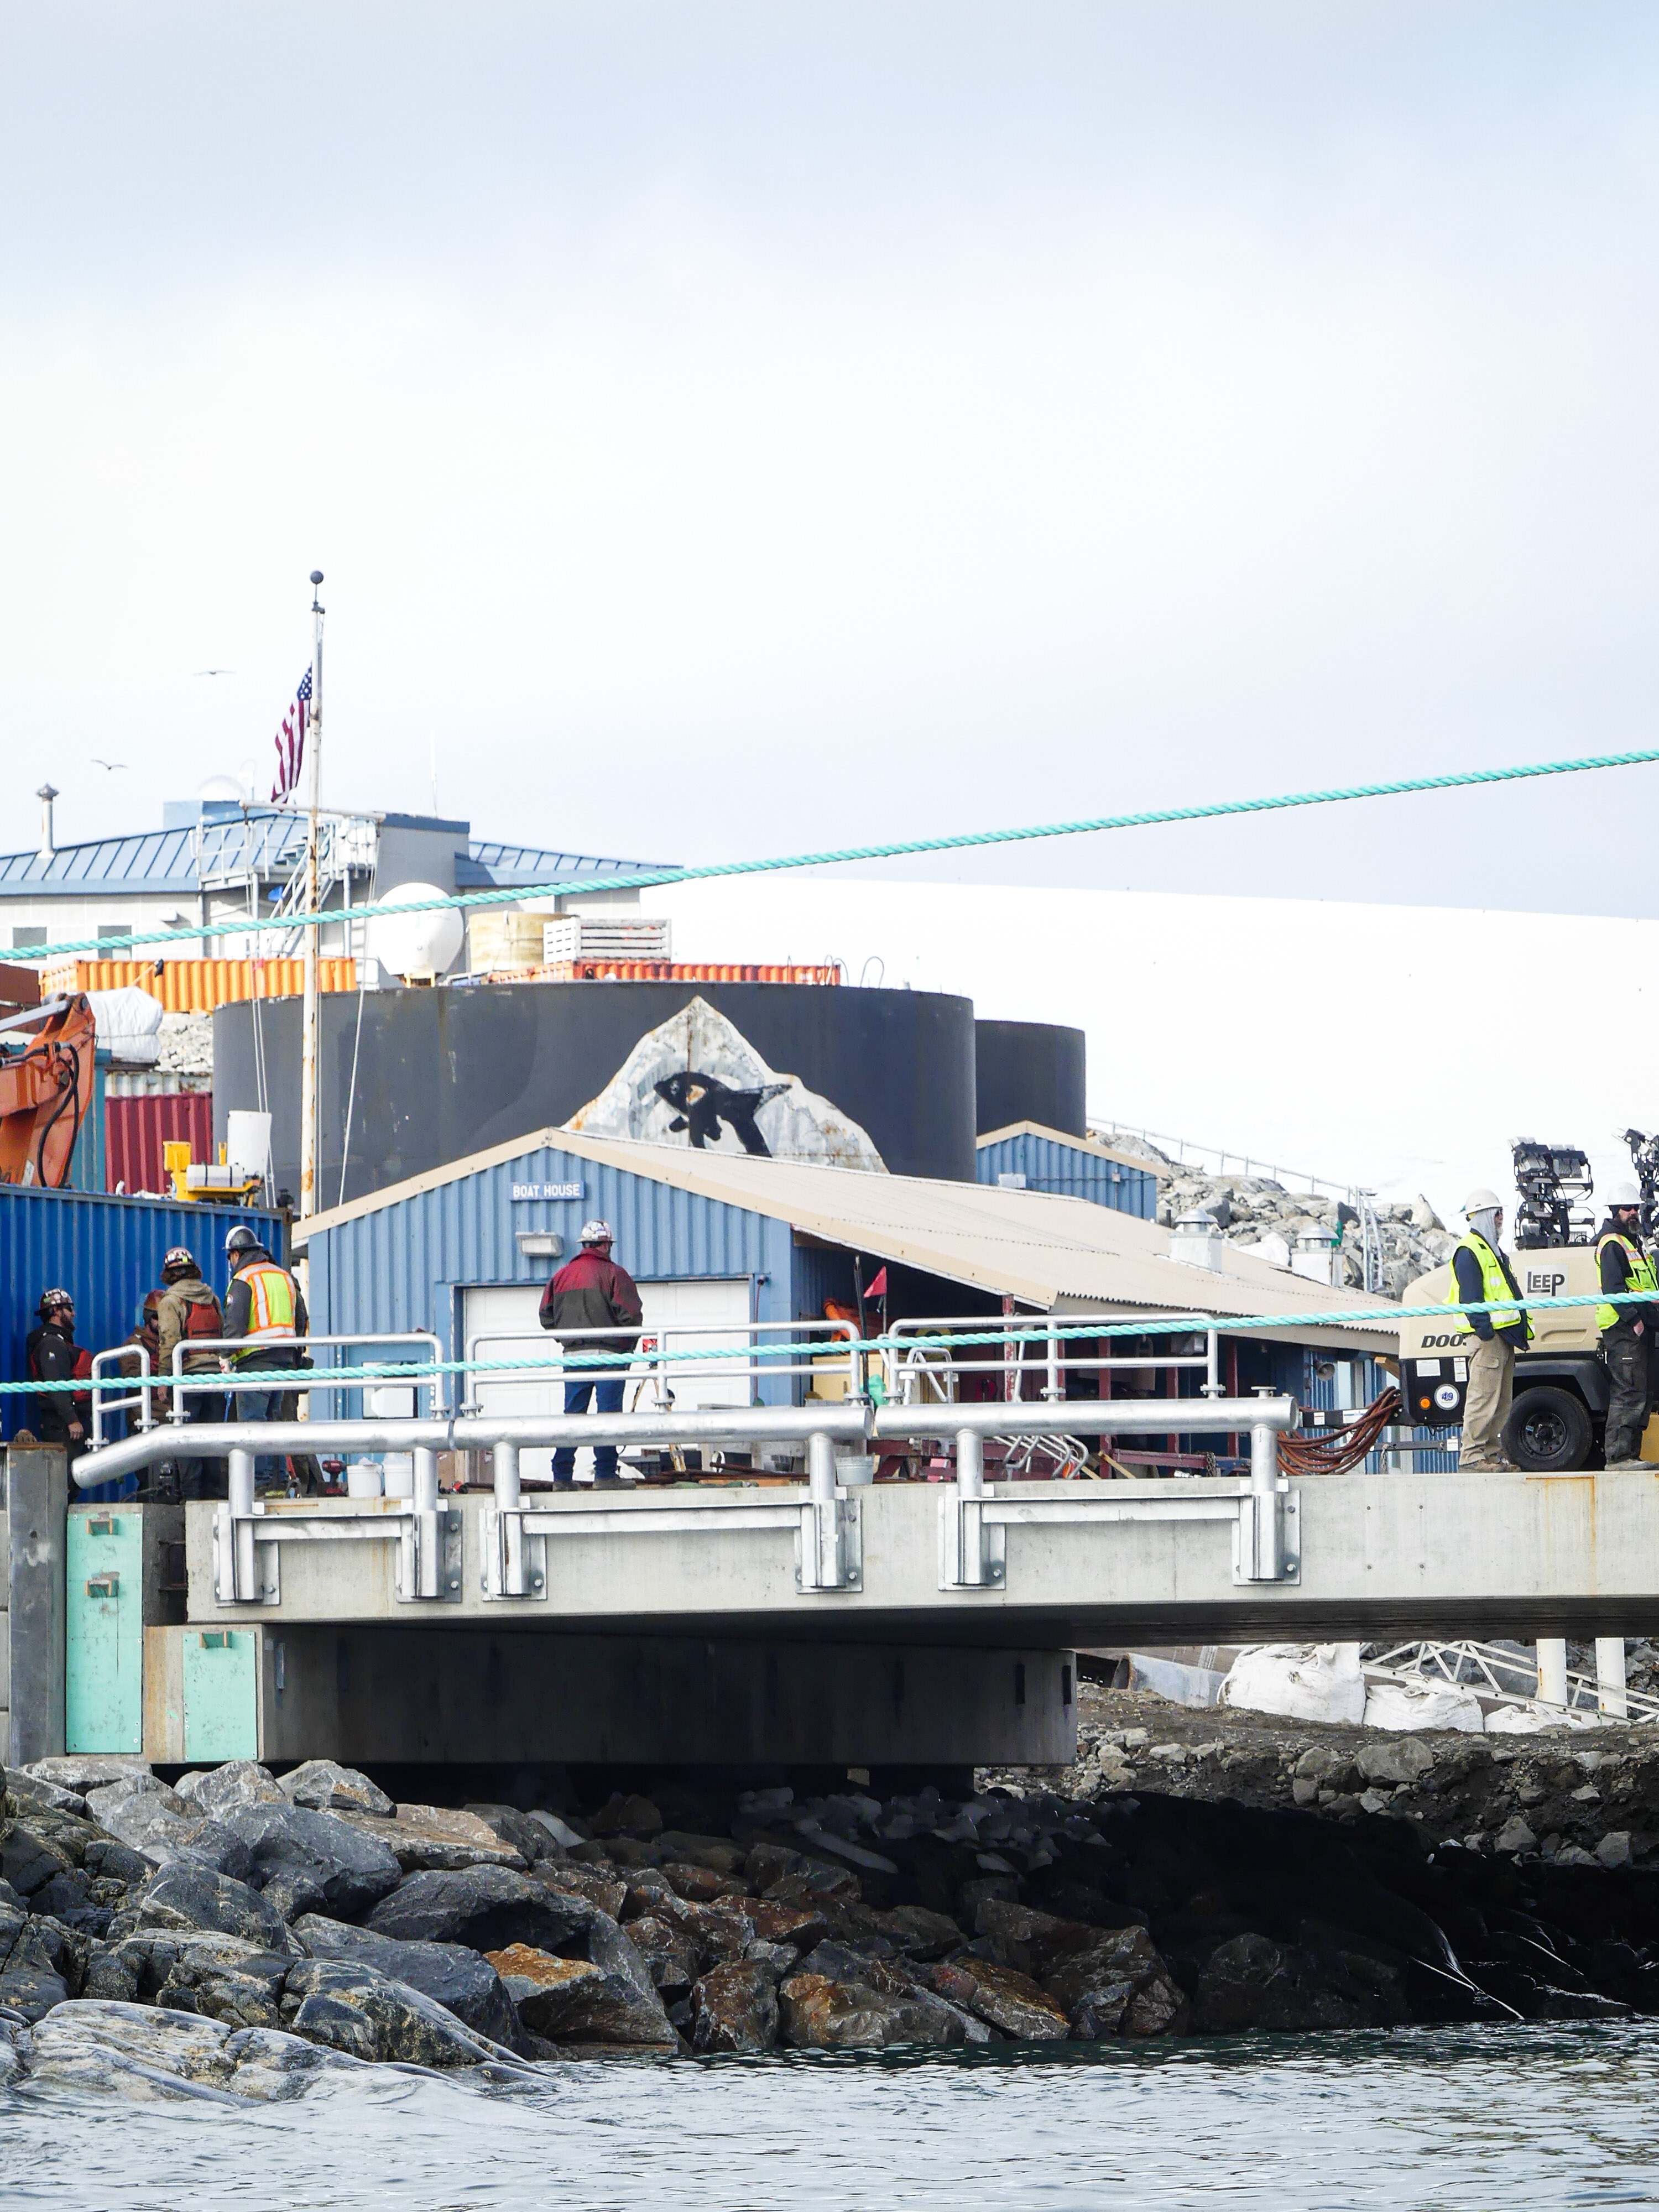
[
  {"xmin": 66, "ymin": 1509, "xmax": 144, "ymax": 1754},
  {"xmin": 181, "ymin": 1630, "xmax": 260, "ymax": 1762}
]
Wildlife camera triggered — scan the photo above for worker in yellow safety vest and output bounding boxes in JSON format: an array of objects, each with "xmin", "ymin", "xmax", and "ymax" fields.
[
  {"xmin": 1596, "ymin": 1180, "xmax": 1658, "ymax": 1468},
  {"xmin": 1445, "ymin": 1188, "xmax": 1531, "ymax": 1472},
  {"xmin": 221, "ymin": 1224, "xmax": 309, "ymax": 1489}
]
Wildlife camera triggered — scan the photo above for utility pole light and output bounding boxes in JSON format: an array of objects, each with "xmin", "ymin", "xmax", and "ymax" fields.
[{"xmin": 299, "ymin": 570, "xmax": 325, "ymax": 1222}]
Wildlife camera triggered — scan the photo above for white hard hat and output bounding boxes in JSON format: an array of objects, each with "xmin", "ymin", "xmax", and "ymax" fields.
[
  {"xmin": 1462, "ymin": 1188, "xmax": 1504, "ymax": 1217},
  {"xmin": 578, "ymin": 1218, "xmax": 614, "ymax": 1245},
  {"xmin": 1606, "ymin": 1180, "xmax": 1642, "ymax": 1209}
]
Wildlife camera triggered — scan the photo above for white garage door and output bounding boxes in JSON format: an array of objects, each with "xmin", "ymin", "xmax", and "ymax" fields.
[{"xmin": 462, "ymin": 1277, "xmax": 754, "ymax": 1482}]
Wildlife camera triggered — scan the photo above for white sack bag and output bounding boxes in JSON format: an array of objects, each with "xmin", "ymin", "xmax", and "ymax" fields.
[
  {"xmin": 1219, "ymin": 1642, "xmax": 1366, "ymax": 1726},
  {"xmin": 1363, "ymin": 1677, "xmax": 1483, "ymax": 1733}
]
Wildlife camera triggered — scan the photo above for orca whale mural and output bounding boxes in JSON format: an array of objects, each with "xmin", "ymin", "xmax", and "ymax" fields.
[{"xmin": 564, "ymin": 996, "xmax": 887, "ymax": 1172}]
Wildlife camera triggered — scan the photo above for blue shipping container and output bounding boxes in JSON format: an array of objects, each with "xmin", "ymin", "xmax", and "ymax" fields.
[{"xmin": 0, "ymin": 1183, "xmax": 285, "ymax": 1441}]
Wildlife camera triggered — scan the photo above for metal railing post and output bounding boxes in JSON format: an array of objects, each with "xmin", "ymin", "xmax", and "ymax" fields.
[
  {"xmin": 952, "ymin": 1425, "xmax": 987, "ymax": 1587},
  {"xmin": 800, "ymin": 1428, "xmax": 847, "ymax": 1591},
  {"xmin": 1203, "ymin": 1330, "xmax": 1220, "ymax": 1397},
  {"xmin": 493, "ymin": 1438, "xmax": 520, "ymax": 1512},
  {"xmin": 1250, "ymin": 1419, "xmax": 1281, "ymax": 1580},
  {"xmin": 1042, "ymin": 1329, "xmax": 1062, "ymax": 1404},
  {"xmin": 1537, "ymin": 1638, "xmax": 1569, "ymax": 1708},
  {"xmin": 222, "ymin": 1444, "xmax": 258, "ymax": 1604},
  {"xmin": 229, "ymin": 1445, "xmax": 255, "ymax": 1521}
]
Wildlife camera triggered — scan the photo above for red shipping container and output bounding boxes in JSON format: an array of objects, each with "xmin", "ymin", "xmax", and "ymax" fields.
[{"xmin": 105, "ymin": 1093, "xmax": 213, "ymax": 1196}]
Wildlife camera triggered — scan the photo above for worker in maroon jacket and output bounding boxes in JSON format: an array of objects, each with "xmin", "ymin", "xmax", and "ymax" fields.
[{"xmin": 539, "ymin": 1219, "xmax": 643, "ymax": 1487}]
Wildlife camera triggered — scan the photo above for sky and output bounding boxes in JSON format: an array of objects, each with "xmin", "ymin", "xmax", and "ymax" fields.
[{"xmin": 4, "ymin": 3, "xmax": 1657, "ymax": 922}]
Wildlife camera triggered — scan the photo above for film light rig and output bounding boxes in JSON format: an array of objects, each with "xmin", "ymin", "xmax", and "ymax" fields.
[{"xmin": 1511, "ymin": 1140, "xmax": 1596, "ymax": 1250}]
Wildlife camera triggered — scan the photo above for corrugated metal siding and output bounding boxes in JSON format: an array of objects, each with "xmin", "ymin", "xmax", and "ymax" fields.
[
  {"xmin": 1, "ymin": 1186, "xmax": 284, "ymax": 1439},
  {"xmin": 105, "ymin": 1094, "xmax": 213, "ymax": 1196},
  {"xmin": 306, "ymin": 1141, "xmax": 796, "ymax": 1399},
  {"xmin": 975, "ymin": 1132, "xmax": 1156, "ymax": 1219}
]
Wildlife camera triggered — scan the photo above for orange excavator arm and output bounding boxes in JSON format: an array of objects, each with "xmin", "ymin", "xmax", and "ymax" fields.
[{"xmin": 0, "ymin": 993, "xmax": 97, "ymax": 1188}]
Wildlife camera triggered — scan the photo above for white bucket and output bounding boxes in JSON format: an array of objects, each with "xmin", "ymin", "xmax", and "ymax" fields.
[
  {"xmin": 835, "ymin": 1453, "xmax": 877, "ymax": 1487},
  {"xmin": 382, "ymin": 1454, "xmax": 414, "ymax": 1500},
  {"xmin": 346, "ymin": 1462, "xmax": 384, "ymax": 1500}
]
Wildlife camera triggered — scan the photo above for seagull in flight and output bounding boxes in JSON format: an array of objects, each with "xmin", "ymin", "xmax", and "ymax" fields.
[
  {"xmin": 90, "ymin": 759, "xmax": 129, "ymax": 771},
  {"xmin": 194, "ymin": 667, "xmax": 236, "ymax": 677}
]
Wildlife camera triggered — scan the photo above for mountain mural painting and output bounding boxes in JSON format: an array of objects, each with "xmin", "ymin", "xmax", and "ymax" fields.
[{"xmin": 564, "ymin": 997, "xmax": 888, "ymax": 1172}]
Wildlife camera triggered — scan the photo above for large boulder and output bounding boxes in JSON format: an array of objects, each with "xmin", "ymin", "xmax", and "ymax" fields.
[
  {"xmin": 1, "ymin": 1824, "xmax": 76, "ymax": 1901},
  {"xmin": 27, "ymin": 1997, "xmax": 363, "ymax": 2101},
  {"xmin": 544, "ymin": 1863, "xmax": 630, "ymax": 1920},
  {"xmin": 187, "ymin": 1804, "xmax": 403, "ymax": 1922},
  {"xmin": 927, "ymin": 1958, "xmax": 1069, "ymax": 2041},
  {"xmin": 1193, "ymin": 1933, "xmax": 1406, "ymax": 2034},
  {"xmin": 873, "ymin": 1906, "xmax": 962, "ymax": 1959},
  {"xmin": 688, "ymin": 1960, "xmax": 779, "ymax": 2052},
  {"xmin": 21, "ymin": 1756, "xmax": 150, "ymax": 1796},
  {"xmin": 133, "ymin": 1864, "xmax": 296, "ymax": 1954},
  {"xmin": 86, "ymin": 1928, "xmax": 291, "ymax": 2028},
  {"xmin": 1043, "ymin": 1926, "xmax": 1181, "ymax": 2036},
  {"xmin": 0, "ymin": 1909, "xmax": 89, "ymax": 2021},
  {"xmin": 6, "ymin": 1768, "xmax": 87, "ymax": 1818},
  {"xmin": 366, "ymin": 1865, "xmax": 645, "ymax": 1983},
  {"xmin": 336, "ymin": 1804, "xmax": 526, "ymax": 1874},
  {"xmin": 277, "ymin": 1760, "xmax": 395, "ymax": 1817},
  {"xmin": 279, "ymin": 1959, "xmax": 509, "ymax": 2068},
  {"xmin": 466, "ymin": 1805, "xmax": 564, "ymax": 1865},
  {"xmin": 778, "ymin": 1969, "xmax": 966, "ymax": 2050},
  {"xmin": 82, "ymin": 1780, "xmax": 204, "ymax": 1863},
  {"xmin": 293, "ymin": 1914, "xmax": 521, "ymax": 2047},
  {"xmin": 588, "ymin": 1792, "xmax": 663, "ymax": 1838},
  {"xmin": 624, "ymin": 1914, "xmax": 701, "ymax": 1997},
  {"xmin": 484, "ymin": 1943, "xmax": 675, "ymax": 2048},
  {"xmin": 176, "ymin": 1763, "xmax": 286, "ymax": 1817}
]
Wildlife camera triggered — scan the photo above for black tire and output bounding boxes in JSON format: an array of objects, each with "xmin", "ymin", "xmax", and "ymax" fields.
[{"xmin": 1504, "ymin": 1386, "xmax": 1593, "ymax": 1473}]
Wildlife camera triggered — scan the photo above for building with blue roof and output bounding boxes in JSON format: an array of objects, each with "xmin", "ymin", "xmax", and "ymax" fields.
[{"xmin": 1, "ymin": 792, "xmax": 665, "ymax": 963}]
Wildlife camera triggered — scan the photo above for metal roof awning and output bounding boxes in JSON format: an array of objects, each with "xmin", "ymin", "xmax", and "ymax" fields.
[{"xmin": 296, "ymin": 1126, "xmax": 1398, "ymax": 1353}]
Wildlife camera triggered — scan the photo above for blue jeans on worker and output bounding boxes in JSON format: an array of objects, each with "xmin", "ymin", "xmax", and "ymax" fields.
[
  {"xmin": 551, "ymin": 1374, "xmax": 625, "ymax": 1484},
  {"xmin": 238, "ymin": 1380, "xmax": 290, "ymax": 1487}
]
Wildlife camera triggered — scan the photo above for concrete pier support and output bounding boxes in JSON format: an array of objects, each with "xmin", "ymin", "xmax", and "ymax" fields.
[
  {"xmin": 1596, "ymin": 1636, "xmax": 1629, "ymax": 1720},
  {"xmin": 142, "ymin": 1623, "xmax": 1078, "ymax": 1769},
  {"xmin": 5, "ymin": 1446, "xmax": 68, "ymax": 1767}
]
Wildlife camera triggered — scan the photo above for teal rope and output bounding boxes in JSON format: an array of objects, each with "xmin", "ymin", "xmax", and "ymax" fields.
[
  {"xmin": 23, "ymin": 742, "xmax": 1659, "ymax": 964},
  {"xmin": 13, "ymin": 1288, "xmax": 1644, "ymax": 1392}
]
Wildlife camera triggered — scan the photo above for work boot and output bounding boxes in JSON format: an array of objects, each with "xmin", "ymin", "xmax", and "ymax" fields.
[{"xmin": 591, "ymin": 1472, "xmax": 625, "ymax": 1488}]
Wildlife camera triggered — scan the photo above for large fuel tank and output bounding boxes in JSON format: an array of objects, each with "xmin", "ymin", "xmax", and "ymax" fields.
[
  {"xmin": 975, "ymin": 1019, "xmax": 1087, "ymax": 1137},
  {"xmin": 215, "ymin": 979, "xmax": 979, "ymax": 1205}
]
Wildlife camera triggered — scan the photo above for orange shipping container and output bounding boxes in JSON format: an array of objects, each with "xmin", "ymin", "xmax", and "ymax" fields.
[{"xmin": 42, "ymin": 957, "xmax": 357, "ymax": 1014}]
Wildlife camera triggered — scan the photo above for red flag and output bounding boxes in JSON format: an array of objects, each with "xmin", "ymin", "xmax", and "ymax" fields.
[{"xmin": 866, "ymin": 1266, "xmax": 888, "ymax": 1298}]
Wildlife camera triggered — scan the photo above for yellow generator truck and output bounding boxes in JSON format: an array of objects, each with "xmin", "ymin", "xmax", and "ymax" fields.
[{"xmin": 1396, "ymin": 1139, "xmax": 1642, "ymax": 1473}]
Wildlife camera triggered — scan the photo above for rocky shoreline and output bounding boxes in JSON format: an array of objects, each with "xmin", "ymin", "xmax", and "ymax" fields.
[{"xmin": 5, "ymin": 1714, "xmax": 1659, "ymax": 2100}]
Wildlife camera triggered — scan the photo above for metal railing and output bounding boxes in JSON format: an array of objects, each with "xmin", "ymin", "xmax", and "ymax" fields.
[
  {"xmin": 72, "ymin": 1392, "xmax": 1302, "ymax": 1605},
  {"xmin": 89, "ymin": 1347, "xmax": 155, "ymax": 1448},
  {"xmin": 460, "ymin": 1318, "xmax": 863, "ymax": 1414},
  {"xmin": 880, "ymin": 1312, "xmax": 1223, "ymax": 1406},
  {"xmin": 88, "ymin": 1332, "xmax": 446, "ymax": 1444},
  {"xmin": 1089, "ymin": 1118, "xmax": 1362, "ymax": 1204}
]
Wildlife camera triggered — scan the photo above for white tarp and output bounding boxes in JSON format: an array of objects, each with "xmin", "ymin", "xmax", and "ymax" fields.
[
  {"xmin": 1363, "ymin": 1677, "xmax": 1484, "ymax": 1733},
  {"xmin": 1219, "ymin": 1642, "xmax": 1367, "ymax": 1727},
  {"xmin": 564, "ymin": 995, "xmax": 886, "ymax": 1171},
  {"xmin": 85, "ymin": 985, "xmax": 164, "ymax": 1065}
]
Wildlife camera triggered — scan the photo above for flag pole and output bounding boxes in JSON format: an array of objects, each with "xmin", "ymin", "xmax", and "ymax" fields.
[{"xmin": 299, "ymin": 568, "xmax": 325, "ymax": 1220}]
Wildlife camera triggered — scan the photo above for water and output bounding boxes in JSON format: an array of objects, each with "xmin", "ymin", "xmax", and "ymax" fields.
[{"xmin": 7, "ymin": 2024, "xmax": 1659, "ymax": 2210}]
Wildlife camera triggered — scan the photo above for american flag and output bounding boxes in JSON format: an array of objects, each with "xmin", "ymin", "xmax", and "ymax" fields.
[{"xmin": 270, "ymin": 666, "xmax": 313, "ymax": 804}]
